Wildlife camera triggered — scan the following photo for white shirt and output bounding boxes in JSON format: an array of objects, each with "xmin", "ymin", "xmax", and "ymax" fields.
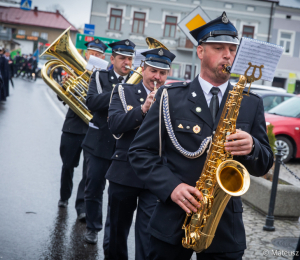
[
  {"xmin": 142, "ymin": 82, "xmax": 151, "ymax": 95},
  {"xmin": 198, "ymin": 75, "xmax": 228, "ymax": 107},
  {"xmin": 113, "ymin": 70, "xmax": 128, "ymax": 84}
]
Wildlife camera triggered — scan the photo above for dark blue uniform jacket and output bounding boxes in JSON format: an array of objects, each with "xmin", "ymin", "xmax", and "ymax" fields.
[
  {"xmin": 128, "ymin": 76, "xmax": 273, "ymax": 253},
  {"xmin": 107, "ymin": 81, "xmax": 148, "ymax": 188},
  {"xmin": 82, "ymin": 69, "xmax": 119, "ymax": 159}
]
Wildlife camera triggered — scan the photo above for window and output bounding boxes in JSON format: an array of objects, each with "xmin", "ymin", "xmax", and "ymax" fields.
[
  {"xmin": 18, "ymin": 30, "xmax": 25, "ymax": 35},
  {"xmin": 41, "ymin": 32, "xmax": 48, "ymax": 40},
  {"xmin": 278, "ymin": 31, "xmax": 294, "ymax": 55},
  {"xmin": 32, "ymin": 31, "xmax": 39, "ymax": 37},
  {"xmin": 164, "ymin": 16, "xmax": 177, "ymax": 38},
  {"xmin": 242, "ymin": 26, "xmax": 254, "ymax": 38},
  {"xmin": 109, "ymin": 8, "xmax": 122, "ymax": 31},
  {"xmin": 132, "ymin": 12, "xmax": 146, "ymax": 34}
]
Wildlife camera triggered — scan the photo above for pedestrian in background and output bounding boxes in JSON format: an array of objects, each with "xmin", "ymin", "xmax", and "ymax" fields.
[{"xmin": 0, "ymin": 46, "xmax": 9, "ymax": 101}]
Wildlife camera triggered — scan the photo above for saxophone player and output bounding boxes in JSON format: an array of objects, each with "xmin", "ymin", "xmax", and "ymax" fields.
[
  {"xmin": 128, "ymin": 12, "xmax": 273, "ymax": 260},
  {"xmin": 107, "ymin": 48, "xmax": 175, "ymax": 260}
]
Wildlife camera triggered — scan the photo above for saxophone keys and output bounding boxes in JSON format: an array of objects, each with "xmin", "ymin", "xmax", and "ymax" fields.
[{"xmin": 205, "ymin": 179, "xmax": 213, "ymax": 188}]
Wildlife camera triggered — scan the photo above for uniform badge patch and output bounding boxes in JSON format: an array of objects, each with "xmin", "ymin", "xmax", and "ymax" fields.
[
  {"xmin": 138, "ymin": 90, "xmax": 141, "ymax": 93},
  {"xmin": 127, "ymin": 105, "xmax": 133, "ymax": 111},
  {"xmin": 192, "ymin": 92, "xmax": 197, "ymax": 97},
  {"xmin": 178, "ymin": 124, "xmax": 183, "ymax": 129},
  {"xmin": 111, "ymin": 76, "xmax": 114, "ymax": 79},
  {"xmin": 193, "ymin": 125, "xmax": 201, "ymax": 134}
]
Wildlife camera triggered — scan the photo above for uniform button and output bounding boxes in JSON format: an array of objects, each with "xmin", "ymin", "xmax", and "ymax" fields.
[
  {"xmin": 186, "ymin": 126, "xmax": 190, "ymax": 129},
  {"xmin": 213, "ymin": 131, "xmax": 215, "ymax": 134},
  {"xmin": 116, "ymin": 155, "xmax": 118, "ymax": 157}
]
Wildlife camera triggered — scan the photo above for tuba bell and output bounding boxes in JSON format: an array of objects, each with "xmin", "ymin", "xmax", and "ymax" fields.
[{"xmin": 40, "ymin": 27, "xmax": 93, "ymax": 124}]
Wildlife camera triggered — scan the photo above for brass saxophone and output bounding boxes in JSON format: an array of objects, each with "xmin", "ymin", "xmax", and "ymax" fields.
[{"xmin": 182, "ymin": 63, "xmax": 264, "ymax": 252}]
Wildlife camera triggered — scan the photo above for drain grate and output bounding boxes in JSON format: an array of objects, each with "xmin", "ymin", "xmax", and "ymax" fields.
[{"xmin": 271, "ymin": 237, "xmax": 298, "ymax": 251}]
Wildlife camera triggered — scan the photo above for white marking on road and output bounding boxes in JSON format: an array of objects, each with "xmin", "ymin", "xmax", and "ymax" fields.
[{"xmin": 44, "ymin": 89, "xmax": 65, "ymax": 119}]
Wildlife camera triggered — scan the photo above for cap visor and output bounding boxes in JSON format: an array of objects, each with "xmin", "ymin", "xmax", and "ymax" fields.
[
  {"xmin": 87, "ymin": 47, "xmax": 104, "ymax": 53},
  {"xmin": 145, "ymin": 61, "xmax": 170, "ymax": 70},
  {"xmin": 114, "ymin": 51, "xmax": 134, "ymax": 57},
  {"xmin": 203, "ymin": 35, "xmax": 239, "ymax": 45}
]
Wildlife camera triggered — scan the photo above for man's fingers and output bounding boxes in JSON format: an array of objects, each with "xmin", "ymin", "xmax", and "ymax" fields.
[
  {"xmin": 177, "ymin": 201, "xmax": 191, "ymax": 214},
  {"xmin": 187, "ymin": 186, "xmax": 203, "ymax": 201}
]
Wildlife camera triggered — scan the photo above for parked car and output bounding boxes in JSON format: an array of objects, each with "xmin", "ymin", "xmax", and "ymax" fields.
[
  {"xmin": 251, "ymin": 90, "xmax": 295, "ymax": 111},
  {"xmin": 265, "ymin": 96, "xmax": 300, "ymax": 162}
]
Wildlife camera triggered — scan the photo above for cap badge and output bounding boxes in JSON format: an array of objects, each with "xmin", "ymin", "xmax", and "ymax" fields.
[
  {"xmin": 222, "ymin": 12, "xmax": 229, "ymax": 24},
  {"xmin": 158, "ymin": 49, "xmax": 164, "ymax": 56},
  {"xmin": 125, "ymin": 41, "xmax": 130, "ymax": 46},
  {"xmin": 196, "ymin": 107, "xmax": 201, "ymax": 113},
  {"xmin": 127, "ymin": 105, "xmax": 133, "ymax": 111},
  {"xmin": 95, "ymin": 39, "xmax": 100, "ymax": 44},
  {"xmin": 178, "ymin": 124, "xmax": 183, "ymax": 129},
  {"xmin": 193, "ymin": 125, "xmax": 201, "ymax": 134},
  {"xmin": 192, "ymin": 92, "xmax": 197, "ymax": 97}
]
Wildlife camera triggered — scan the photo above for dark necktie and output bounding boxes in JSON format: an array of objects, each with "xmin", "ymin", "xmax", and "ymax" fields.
[
  {"xmin": 209, "ymin": 87, "xmax": 220, "ymax": 123},
  {"xmin": 118, "ymin": 76, "xmax": 124, "ymax": 83}
]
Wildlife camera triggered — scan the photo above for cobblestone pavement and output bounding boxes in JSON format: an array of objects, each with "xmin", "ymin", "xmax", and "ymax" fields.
[{"xmin": 243, "ymin": 203, "xmax": 300, "ymax": 260}]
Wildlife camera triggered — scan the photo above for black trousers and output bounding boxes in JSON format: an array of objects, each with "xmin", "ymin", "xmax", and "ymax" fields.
[
  {"xmin": 59, "ymin": 132, "xmax": 86, "ymax": 215},
  {"xmin": 83, "ymin": 150, "xmax": 111, "ymax": 232},
  {"xmin": 147, "ymin": 236, "xmax": 244, "ymax": 260},
  {"xmin": 108, "ymin": 181, "xmax": 157, "ymax": 260}
]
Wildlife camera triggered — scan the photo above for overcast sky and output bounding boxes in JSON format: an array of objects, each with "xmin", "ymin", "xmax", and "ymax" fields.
[{"xmin": 1, "ymin": 0, "xmax": 93, "ymax": 29}]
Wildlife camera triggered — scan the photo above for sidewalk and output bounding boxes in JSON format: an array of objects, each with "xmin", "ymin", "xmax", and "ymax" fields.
[{"xmin": 243, "ymin": 203, "xmax": 300, "ymax": 260}]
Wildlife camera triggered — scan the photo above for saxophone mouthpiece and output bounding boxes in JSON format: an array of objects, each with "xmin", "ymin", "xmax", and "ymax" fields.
[
  {"xmin": 222, "ymin": 65, "xmax": 231, "ymax": 74},
  {"xmin": 125, "ymin": 65, "xmax": 131, "ymax": 70},
  {"xmin": 154, "ymin": 81, "xmax": 157, "ymax": 91}
]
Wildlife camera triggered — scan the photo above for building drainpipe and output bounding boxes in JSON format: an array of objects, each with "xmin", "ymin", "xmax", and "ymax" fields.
[
  {"xmin": 262, "ymin": 1, "xmax": 275, "ymax": 85},
  {"xmin": 267, "ymin": 2, "xmax": 274, "ymax": 43}
]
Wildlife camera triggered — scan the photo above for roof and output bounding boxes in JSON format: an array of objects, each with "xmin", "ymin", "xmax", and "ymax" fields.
[{"xmin": 0, "ymin": 6, "xmax": 77, "ymax": 31}]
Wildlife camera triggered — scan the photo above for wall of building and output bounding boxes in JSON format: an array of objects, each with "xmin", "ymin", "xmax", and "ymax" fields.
[
  {"xmin": 270, "ymin": 5, "xmax": 300, "ymax": 91},
  {"xmin": 90, "ymin": 0, "xmax": 273, "ymax": 80}
]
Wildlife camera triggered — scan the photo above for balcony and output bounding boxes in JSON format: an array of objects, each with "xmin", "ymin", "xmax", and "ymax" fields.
[{"xmin": 177, "ymin": 37, "xmax": 194, "ymax": 51}]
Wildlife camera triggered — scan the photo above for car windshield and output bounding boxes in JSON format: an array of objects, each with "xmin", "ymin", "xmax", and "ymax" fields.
[{"xmin": 268, "ymin": 97, "xmax": 300, "ymax": 117}]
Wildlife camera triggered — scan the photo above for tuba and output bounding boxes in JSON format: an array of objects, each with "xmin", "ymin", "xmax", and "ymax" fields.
[
  {"xmin": 40, "ymin": 27, "xmax": 93, "ymax": 124},
  {"xmin": 182, "ymin": 63, "xmax": 264, "ymax": 252}
]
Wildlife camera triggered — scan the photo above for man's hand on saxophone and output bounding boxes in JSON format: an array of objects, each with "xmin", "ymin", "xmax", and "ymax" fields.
[
  {"xmin": 225, "ymin": 129, "xmax": 254, "ymax": 155},
  {"xmin": 171, "ymin": 183, "xmax": 203, "ymax": 214}
]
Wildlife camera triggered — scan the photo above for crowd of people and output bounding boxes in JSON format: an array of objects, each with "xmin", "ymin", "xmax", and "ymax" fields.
[{"xmin": 0, "ymin": 47, "xmax": 38, "ymax": 101}]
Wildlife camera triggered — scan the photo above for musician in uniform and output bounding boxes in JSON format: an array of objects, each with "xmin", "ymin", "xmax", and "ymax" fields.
[
  {"xmin": 107, "ymin": 48, "xmax": 176, "ymax": 259},
  {"xmin": 57, "ymin": 39, "xmax": 108, "ymax": 224},
  {"xmin": 128, "ymin": 12, "xmax": 274, "ymax": 260},
  {"xmin": 81, "ymin": 39, "xmax": 135, "ymax": 246}
]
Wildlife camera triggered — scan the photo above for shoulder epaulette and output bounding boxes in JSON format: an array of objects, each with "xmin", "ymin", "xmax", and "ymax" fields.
[
  {"xmin": 164, "ymin": 81, "xmax": 189, "ymax": 89},
  {"xmin": 243, "ymin": 88, "xmax": 260, "ymax": 98},
  {"xmin": 99, "ymin": 69, "xmax": 108, "ymax": 72}
]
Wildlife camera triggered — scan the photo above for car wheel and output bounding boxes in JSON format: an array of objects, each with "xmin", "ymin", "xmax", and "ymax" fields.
[{"xmin": 275, "ymin": 136, "xmax": 293, "ymax": 163}]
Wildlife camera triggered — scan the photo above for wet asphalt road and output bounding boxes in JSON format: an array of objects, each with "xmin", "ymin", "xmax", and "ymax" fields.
[{"xmin": 0, "ymin": 78, "xmax": 136, "ymax": 260}]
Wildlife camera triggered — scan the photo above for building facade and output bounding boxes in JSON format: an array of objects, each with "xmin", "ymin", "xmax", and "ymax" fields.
[
  {"xmin": 0, "ymin": 6, "xmax": 78, "ymax": 55},
  {"xmin": 270, "ymin": 1, "xmax": 300, "ymax": 93},
  {"xmin": 90, "ymin": 0, "xmax": 275, "ymax": 81}
]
